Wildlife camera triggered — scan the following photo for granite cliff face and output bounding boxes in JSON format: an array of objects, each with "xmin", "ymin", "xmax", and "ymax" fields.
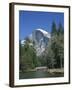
[{"xmin": 21, "ymin": 28, "xmax": 51, "ymax": 56}]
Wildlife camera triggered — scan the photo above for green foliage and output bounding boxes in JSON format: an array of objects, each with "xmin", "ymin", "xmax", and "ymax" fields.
[
  {"xmin": 58, "ymin": 22, "xmax": 64, "ymax": 35},
  {"xmin": 46, "ymin": 46, "xmax": 56, "ymax": 68},
  {"xmin": 51, "ymin": 34, "xmax": 64, "ymax": 68},
  {"xmin": 46, "ymin": 21, "xmax": 64, "ymax": 68},
  {"xmin": 20, "ymin": 39, "xmax": 37, "ymax": 72},
  {"xmin": 51, "ymin": 21, "xmax": 57, "ymax": 35},
  {"xmin": 37, "ymin": 55, "xmax": 47, "ymax": 66}
]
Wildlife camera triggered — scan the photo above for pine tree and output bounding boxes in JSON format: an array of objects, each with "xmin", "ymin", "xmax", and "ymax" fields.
[
  {"xmin": 57, "ymin": 23, "xmax": 64, "ymax": 68},
  {"xmin": 58, "ymin": 22, "xmax": 64, "ymax": 35},
  {"xmin": 51, "ymin": 21, "xmax": 57, "ymax": 36},
  {"xmin": 45, "ymin": 21, "xmax": 64, "ymax": 69},
  {"xmin": 46, "ymin": 45, "xmax": 56, "ymax": 68},
  {"xmin": 20, "ymin": 38, "xmax": 38, "ymax": 72}
]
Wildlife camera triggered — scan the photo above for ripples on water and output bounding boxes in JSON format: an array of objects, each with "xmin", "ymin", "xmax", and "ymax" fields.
[{"xmin": 19, "ymin": 70, "xmax": 64, "ymax": 79}]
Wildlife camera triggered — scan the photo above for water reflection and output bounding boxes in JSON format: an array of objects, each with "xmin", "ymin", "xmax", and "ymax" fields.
[{"xmin": 19, "ymin": 70, "xmax": 64, "ymax": 79}]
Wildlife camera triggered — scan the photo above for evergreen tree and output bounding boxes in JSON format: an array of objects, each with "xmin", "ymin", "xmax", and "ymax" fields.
[
  {"xmin": 46, "ymin": 43, "xmax": 56, "ymax": 68},
  {"xmin": 58, "ymin": 22, "xmax": 64, "ymax": 35},
  {"xmin": 51, "ymin": 21, "xmax": 57, "ymax": 36},
  {"xmin": 51, "ymin": 22, "xmax": 64, "ymax": 68},
  {"xmin": 45, "ymin": 21, "xmax": 64, "ymax": 69},
  {"xmin": 20, "ymin": 39, "xmax": 37, "ymax": 72},
  {"xmin": 57, "ymin": 23, "xmax": 64, "ymax": 68}
]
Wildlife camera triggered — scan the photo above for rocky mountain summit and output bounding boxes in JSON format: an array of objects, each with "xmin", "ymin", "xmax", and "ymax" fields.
[{"xmin": 21, "ymin": 28, "xmax": 51, "ymax": 56}]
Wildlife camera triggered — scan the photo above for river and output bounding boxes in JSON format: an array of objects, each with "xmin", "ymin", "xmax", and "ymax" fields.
[{"xmin": 19, "ymin": 70, "xmax": 64, "ymax": 79}]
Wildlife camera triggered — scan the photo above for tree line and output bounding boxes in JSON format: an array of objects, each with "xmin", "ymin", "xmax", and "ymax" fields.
[{"xmin": 19, "ymin": 21, "xmax": 64, "ymax": 72}]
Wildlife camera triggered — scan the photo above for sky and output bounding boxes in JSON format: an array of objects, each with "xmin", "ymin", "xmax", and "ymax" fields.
[{"xmin": 19, "ymin": 10, "xmax": 64, "ymax": 40}]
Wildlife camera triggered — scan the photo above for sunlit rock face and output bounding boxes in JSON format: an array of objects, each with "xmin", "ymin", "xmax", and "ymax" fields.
[
  {"xmin": 32, "ymin": 29, "xmax": 51, "ymax": 56},
  {"xmin": 21, "ymin": 28, "xmax": 51, "ymax": 56}
]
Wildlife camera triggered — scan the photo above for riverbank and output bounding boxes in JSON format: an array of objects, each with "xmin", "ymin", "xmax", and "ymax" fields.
[
  {"xmin": 47, "ymin": 68, "xmax": 64, "ymax": 73},
  {"xmin": 20, "ymin": 68, "xmax": 64, "ymax": 74}
]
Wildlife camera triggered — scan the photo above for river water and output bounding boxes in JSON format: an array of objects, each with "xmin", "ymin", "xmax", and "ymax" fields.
[{"xmin": 19, "ymin": 70, "xmax": 64, "ymax": 79}]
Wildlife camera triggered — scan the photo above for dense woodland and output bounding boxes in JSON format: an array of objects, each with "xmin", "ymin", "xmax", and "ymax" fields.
[{"xmin": 19, "ymin": 22, "xmax": 64, "ymax": 72}]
